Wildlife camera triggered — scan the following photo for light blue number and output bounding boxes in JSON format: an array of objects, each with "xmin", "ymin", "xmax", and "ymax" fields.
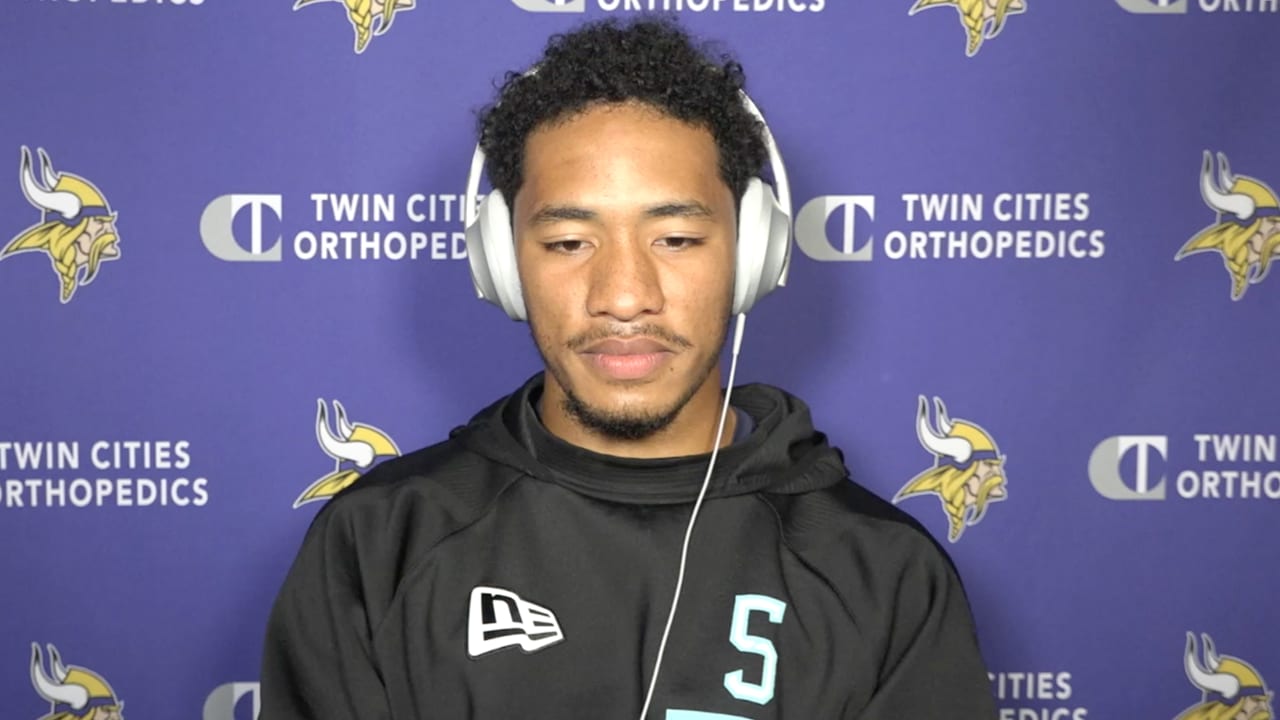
[{"xmin": 722, "ymin": 594, "xmax": 787, "ymax": 705}]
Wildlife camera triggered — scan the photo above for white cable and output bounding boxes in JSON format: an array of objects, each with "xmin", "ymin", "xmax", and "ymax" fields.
[{"xmin": 638, "ymin": 312, "xmax": 748, "ymax": 720}]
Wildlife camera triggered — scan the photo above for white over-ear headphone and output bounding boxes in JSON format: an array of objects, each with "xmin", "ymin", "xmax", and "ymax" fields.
[{"xmin": 463, "ymin": 90, "xmax": 793, "ymax": 321}]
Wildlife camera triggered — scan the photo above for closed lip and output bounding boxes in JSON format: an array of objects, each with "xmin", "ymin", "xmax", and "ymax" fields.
[{"xmin": 581, "ymin": 338, "xmax": 672, "ymax": 355}]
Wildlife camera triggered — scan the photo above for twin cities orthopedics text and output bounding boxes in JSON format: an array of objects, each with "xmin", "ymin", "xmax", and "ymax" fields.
[
  {"xmin": 0, "ymin": 440, "xmax": 209, "ymax": 508},
  {"xmin": 886, "ymin": 192, "xmax": 1105, "ymax": 260},
  {"xmin": 991, "ymin": 671, "xmax": 1089, "ymax": 720},
  {"xmin": 201, "ymin": 192, "xmax": 474, "ymax": 263},
  {"xmin": 292, "ymin": 193, "xmax": 471, "ymax": 261},
  {"xmin": 795, "ymin": 191, "xmax": 1108, "ymax": 263}
]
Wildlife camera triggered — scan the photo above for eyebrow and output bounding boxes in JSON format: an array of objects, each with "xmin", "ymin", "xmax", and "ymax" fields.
[
  {"xmin": 644, "ymin": 201, "xmax": 714, "ymax": 220},
  {"xmin": 528, "ymin": 201, "xmax": 715, "ymax": 226},
  {"xmin": 529, "ymin": 205, "xmax": 597, "ymax": 226}
]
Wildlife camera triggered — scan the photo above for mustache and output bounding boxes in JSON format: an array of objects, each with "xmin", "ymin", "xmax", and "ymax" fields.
[
  {"xmin": 566, "ymin": 323, "xmax": 693, "ymax": 352},
  {"xmin": 93, "ymin": 232, "xmax": 119, "ymax": 253},
  {"xmin": 83, "ymin": 232, "xmax": 119, "ymax": 283}
]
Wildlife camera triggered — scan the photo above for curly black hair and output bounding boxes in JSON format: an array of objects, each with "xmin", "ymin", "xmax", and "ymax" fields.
[{"xmin": 476, "ymin": 16, "xmax": 768, "ymax": 207}]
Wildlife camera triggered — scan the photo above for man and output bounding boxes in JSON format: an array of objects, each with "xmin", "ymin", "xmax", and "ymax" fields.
[{"xmin": 261, "ymin": 16, "xmax": 997, "ymax": 719}]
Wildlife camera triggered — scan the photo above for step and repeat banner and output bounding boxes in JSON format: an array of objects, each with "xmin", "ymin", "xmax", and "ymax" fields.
[{"xmin": 2, "ymin": 1, "xmax": 1277, "ymax": 718}]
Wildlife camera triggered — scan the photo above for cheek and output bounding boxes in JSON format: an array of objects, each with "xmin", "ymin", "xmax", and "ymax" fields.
[
  {"xmin": 672, "ymin": 271, "xmax": 725, "ymax": 311},
  {"xmin": 668, "ymin": 270, "xmax": 733, "ymax": 345},
  {"xmin": 522, "ymin": 267, "xmax": 583, "ymax": 329},
  {"xmin": 673, "ymin": 247, "xmax": 735, "ymax": 306},
  {"xmin": 530, "ymin": 315, "xmax": 558, "ymax": 350}
]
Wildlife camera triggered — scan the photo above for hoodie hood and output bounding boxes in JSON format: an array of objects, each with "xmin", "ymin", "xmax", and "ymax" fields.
[{"xmin": 455, "ymin": 374, "xmax": 848, "ymax": 505}]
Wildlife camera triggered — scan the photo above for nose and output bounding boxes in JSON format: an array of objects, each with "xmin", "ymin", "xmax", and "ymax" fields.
[{"xmin": 585, "ymin": 236, "xmax": 664, "ymax": 322}]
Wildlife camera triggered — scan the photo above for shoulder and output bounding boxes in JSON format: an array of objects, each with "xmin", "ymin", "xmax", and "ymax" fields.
[
  {"xmin": 342, "ymin": 427, "xmax": 508, "ymax": 498},
  {"xmin": 761, "ymin": 480, "xmax": 982, "ymax": 669},
  {"xmin": 271, "ymin": 430, "xmax": 524, "ymax": 639},
  {"xmin": 762, "ymin": 479, "xmax": 966, "ymax": 603},
  {"xmin": 771, "ymin": 478, "xmax": 952, "ymax": 555},
  {"xmin": 306, "ymin": 428, "xmax": 523, "ymax": 561}
]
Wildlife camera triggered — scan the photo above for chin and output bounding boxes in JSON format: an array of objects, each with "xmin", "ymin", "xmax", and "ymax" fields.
[
  {"xmin": 562, "ymin": 389, "xmax": 683, "ymax": 442},
  {"xmin": 575, "ymin": 382, "xmax": 673, "ymax": 417}
]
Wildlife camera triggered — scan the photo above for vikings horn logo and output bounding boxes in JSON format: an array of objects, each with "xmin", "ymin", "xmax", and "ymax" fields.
[
  {"xmin": 1177, "ymin": 633, "xmax": 1274, "ymax": 720},
  {"xmin": 908, "ymin": 0, "xmax": 1027, "ymax": 57},
  {"xmin": 294, "ymin": 399, "xmax": 401, "ymax": 508},
  {"xmin": 4, "ymin": 147, "xmax": 120, "ymax": 303},
  {"xmin": 1176, "ymin": 151, "xmax": 1280, "ymax": 300},
  {"xmin": 893, "ymin": 396, "xmax": 1008, "ymax": 542},
  {"xmin": 294, "ymin": 0, "xmax": 416, "ymax": 54},
  {"xmin": 30, "ymin": 643, "xmax": 124, "ymax": 720}
]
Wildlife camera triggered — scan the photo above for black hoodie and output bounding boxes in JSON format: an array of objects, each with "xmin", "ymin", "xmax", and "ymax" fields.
[{"xmin": 260, "ymin": 375, "xmax": 997, "ymax": 719}]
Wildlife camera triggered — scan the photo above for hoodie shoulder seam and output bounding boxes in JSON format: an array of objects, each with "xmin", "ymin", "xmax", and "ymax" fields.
[
  {"xmin": 371, "ymin": 471, "xmax": 528, "ymax": 645},
  {"xmin": 752, "ymin": 493, "xmax": 863, "ymax": 628}
]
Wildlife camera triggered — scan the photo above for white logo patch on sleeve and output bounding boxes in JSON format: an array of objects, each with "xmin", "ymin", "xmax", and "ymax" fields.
[{"xmin": 468, "ymin": 586, "xmax": 565, "ymax": 658}]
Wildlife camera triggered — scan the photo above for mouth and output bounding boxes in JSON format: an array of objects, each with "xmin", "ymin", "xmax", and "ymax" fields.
[{"xmin": 579, "ymin": 337, "xmax": 675, "ymax": 382}]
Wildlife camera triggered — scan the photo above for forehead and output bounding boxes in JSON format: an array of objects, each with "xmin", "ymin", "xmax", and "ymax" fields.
[{"xmin": 517, "ymin": 102, "xmax": 728, "ymax": 211}]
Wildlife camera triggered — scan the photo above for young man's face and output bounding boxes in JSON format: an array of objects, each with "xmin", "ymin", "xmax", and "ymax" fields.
[{"xmin": 513, "ymin": 102, "xmax": 737, "ymax": 441}]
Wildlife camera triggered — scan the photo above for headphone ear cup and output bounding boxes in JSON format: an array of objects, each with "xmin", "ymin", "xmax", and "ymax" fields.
[
  {"xmin": 733, "ymin": 177, "xmax": 790, "ymax": 315},
  {"xmin": 470, "ymin": 190, "xmax": 527, "ymax": 321},
  {"xmin": 759, "ymin": 181, "xmax": 792, "ymax": 294},
  {"xmin": 465, "ymin": 192, "xmax": 501, "ymax": 307}
]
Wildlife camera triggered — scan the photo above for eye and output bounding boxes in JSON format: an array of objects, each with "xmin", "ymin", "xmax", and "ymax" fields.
[
  {"xmin": 656, "ymin": 236, "xmax": 703, "ymax": 250},
  {"xmin": 544, "ymin": 239, "xmax": 590, "ymax": 254}
]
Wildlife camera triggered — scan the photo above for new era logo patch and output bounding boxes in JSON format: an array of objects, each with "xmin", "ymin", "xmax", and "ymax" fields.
[{"xmin": 468, "ymin": 586, "xmax": 565, "ymax": 658}]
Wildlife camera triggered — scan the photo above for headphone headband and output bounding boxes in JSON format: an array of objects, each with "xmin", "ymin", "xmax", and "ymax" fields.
[{"xmin": 464, "ymin": 91, "xmax": 791, "ymax": 235}]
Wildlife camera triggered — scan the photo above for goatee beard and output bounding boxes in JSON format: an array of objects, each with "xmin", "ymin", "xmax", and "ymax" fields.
[{"xmin": 559, "ymin": 384, "xmax": 687, "ymax": 441}]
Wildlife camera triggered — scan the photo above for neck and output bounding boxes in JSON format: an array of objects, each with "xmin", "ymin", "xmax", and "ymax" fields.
[{"xmin": 538, "ymin": 371, "xmax": 736, "ymax": 459}]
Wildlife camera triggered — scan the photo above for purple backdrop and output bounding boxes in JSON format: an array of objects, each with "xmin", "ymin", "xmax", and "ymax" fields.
[{"xmin": 3, "ymin": 1, "xmax": 1278, "ymax": 718}]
